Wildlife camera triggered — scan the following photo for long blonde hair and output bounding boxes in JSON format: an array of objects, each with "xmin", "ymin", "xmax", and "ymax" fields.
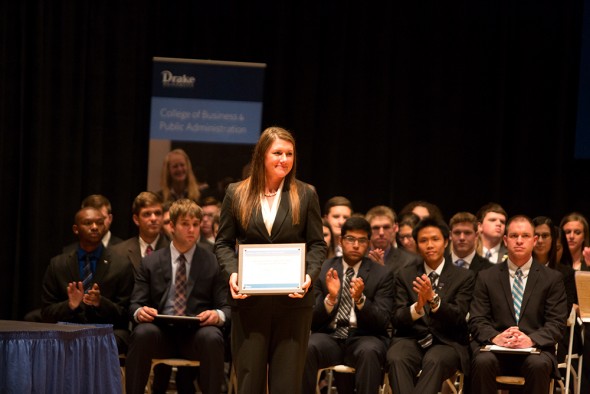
[
  {"xmin": 233, "ymin": 127, "xmax": 301, "ymax": 229},
  {"xmin": 159, "ymin": 148, "xmax": 200, "ymax": 203}
]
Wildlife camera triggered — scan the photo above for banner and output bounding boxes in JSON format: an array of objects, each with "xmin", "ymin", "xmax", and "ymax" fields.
[
  {"xmin": 150, "ymin": 57, "xmax": 266, "ymax": 144},
  {"xmin": 148, "ymin": 57, "xmax": 266, "ymax": 193}
]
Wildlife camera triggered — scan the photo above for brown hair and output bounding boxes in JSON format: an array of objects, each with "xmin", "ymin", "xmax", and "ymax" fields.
[
  {"xmin": 131, "ymin": 191, "xmax": 163, "ymax": 215},
  {"xmin": 169, "ymin": 198, "xmax": 203, "ymax": 224},
  {"xmin": 81, "ymin": 194, "xmax": 112, "ymax": 213},
  {"xmin": 233, "ymin": 126, "xmax": 300, "ymax": 229},
  {"xmin": 449, "ymin": 212, "xmax": 478, "ymax": 232}
]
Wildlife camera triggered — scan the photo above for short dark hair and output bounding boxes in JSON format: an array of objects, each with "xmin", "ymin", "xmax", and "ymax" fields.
[
  {"xmin": 449, "ymin": 212, "xmax": 478, "ymax": 232},
  {"xmin": 412, "ymin": 217, "xmax": 450, "ymax": 241},
  {"xmin": 81, "ymin": 194, "xmax": 112, "ymax": 213},
  {"xmin": 169, "ymin": 198, "xmax": 203, "ymax": 224},
  {"xmin": 341, "ymin": 217, "xmax": 372, "ymax": 240},
  {"xmin": 324, "ymin": 196, "xmax": 353, "ymax": 216},
  {"xmin": 505, "ymin": 214, "xmax": 534, "ymax": 231},
  {"xmin": 132, "ymin": 191, "xmax": 163, "ymax": 215},
  {"xmin": 365, "ymin": 205, "xmax": 397, "ymax": 224}
]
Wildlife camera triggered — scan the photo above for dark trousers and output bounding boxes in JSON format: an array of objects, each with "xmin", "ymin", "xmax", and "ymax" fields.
[
  {"xmin": 125, "ymin": 323, "xmax": 225, "ymax": 394},
  {"xmin": 231, "ymin": 304, "xmax": 312, "ymax": 394},
  {"xmin": 471, "ymin": 349, "xmax": 553, "ymax": 394},
  {"xmin": 302, "ymin": 333, "xmax": 386, "ymax": 394},
  {"xmin": 387, "ymin": 338, "xmax": 460, "ymax": 394}
]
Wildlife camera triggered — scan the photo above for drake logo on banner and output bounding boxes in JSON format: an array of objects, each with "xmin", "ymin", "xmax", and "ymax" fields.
[{"xmin": 150, "ymin": 57, "xmax": 266, "ymax": 145}]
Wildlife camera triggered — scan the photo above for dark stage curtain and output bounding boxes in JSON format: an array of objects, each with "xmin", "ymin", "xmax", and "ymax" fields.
[{"xmin": 1, "ymin": 0, "xmax": 588, "ymax": 320}]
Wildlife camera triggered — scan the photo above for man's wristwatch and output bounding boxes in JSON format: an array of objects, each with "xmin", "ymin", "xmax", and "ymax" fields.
[
  {"xmin": 428, "ymin": 293, "xmax": 441, "ymax": 309},
  {"xmin": 355, "ymin": 294, "xmax": 366, "ymax": 305}
]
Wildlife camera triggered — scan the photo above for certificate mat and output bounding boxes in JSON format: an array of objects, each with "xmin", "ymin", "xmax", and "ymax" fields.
[{"xmin": 238, "ymin": 243, "xmax": 306, "ymax": 295}]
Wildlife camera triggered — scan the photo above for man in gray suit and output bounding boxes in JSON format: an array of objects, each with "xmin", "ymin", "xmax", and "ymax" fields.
[{"xmin": 111, "ymin": 191, "xmax": 169, "ymax": 272}]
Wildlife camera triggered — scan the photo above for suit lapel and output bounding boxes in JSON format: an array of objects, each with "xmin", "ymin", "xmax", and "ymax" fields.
[
  {"xmin": 93, "ymin": 249, "xmax": 110, "ymax": 284},
  {"xmin": 357, "ymin": 258, "xmax": 371, "ymax": 282},
  {"xmin": 129, "ymin": 239, "xmax": 141, "ymax": 269},
  {"xmin": 67, "ymin": 251, "xmax": 80, "ymax": 280},
  {"xmin": 270, "ymin": 190, "xmax": 290, "ymax": 240},
  {"xmin": 437, "ymin": 261, "xmax": 453, "ymax": 299},
  {"xmin": 186, "ymin": 250, "xmax": 199, "ymax": 297},
  {"xmin": 520, "ymin": 261, "xmax": 539, "ymax": 316},
  {"xmin": 159, "ymin": 248, "xmax": 173, "ymax": 308},
  {"xmin": 252, "ymin": 207, "xmax": 271, "ymax": 241}
]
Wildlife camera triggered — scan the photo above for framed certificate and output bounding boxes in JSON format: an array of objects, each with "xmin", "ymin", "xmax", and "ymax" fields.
[{"xmin": 238, "ymin": 243, "xmax": 306, "ymax": 295}]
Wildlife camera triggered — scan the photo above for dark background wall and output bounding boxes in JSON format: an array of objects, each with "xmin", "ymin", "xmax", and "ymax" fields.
[{"xmin": 1, "ymin": 0, "xmax": 589, "ymax": 320}]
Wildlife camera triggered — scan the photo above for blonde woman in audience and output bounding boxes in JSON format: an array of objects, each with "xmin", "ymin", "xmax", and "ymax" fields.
[{"xmin": 157, "ymin": 148, "xmax": 201, "ymax": 204}]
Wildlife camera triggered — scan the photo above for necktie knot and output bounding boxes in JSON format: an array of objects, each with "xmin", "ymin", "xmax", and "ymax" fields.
[
  {"xmin": 145, "ymin": 244, "xmax": 153, "ymax": 256},
  {"xmin": 484, "ymin": 250, "xmax": 492, "ymax": 259},
  {"xmin": 428, "ymin": 271, "xmax": 439, "ymax": 290},
  {"xmin": 515, "ymin": 268, "xmax": 523, "ymax": 278},
  {"xmin": 345, "ymin": 267, "xmax": 354, "ymax": 279},
  {"xmin": 455, "ymin": 259, "xmax": 465, "ymax": 268}
]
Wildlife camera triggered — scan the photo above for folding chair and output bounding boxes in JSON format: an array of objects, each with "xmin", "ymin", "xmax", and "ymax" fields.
[
  {"xmin": 574, "ymin": 271, "xmax": 590, "ymax": 394},
  {"xmin": 556, "ymin": 305, "xmax": 583, "ymax": 394},
  {"xmin": 146, "ymin": 358, "xmax": 200, "ymax": 394}
]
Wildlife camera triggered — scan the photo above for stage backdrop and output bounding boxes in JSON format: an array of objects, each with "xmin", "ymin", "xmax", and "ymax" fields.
[{"xmin": 148, "ymin": 57, "xmax": 266, "ymax": 194}]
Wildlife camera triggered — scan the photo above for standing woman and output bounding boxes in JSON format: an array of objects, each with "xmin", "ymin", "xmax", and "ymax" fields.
[
  {"xmin": 560, "ymin": 212, "xmax": 590, "ymax": 271},
  {"xmin": 157, "ymin": 148, "xmax": 201, "ymax": 204},
  {"xmin": 215, "ymin": 127, "xmax": 327, "ymax": 394}
]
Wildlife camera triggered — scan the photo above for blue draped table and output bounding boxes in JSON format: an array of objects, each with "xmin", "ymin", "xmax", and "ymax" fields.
[{"xmin": 0, "ymin": 320, "xmax": 122, "ymax": 394}]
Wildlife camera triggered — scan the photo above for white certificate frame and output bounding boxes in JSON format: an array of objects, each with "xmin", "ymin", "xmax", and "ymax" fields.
[{"xmin": 238, "ymin": 243, "xmax": 306, "ymax": 295}]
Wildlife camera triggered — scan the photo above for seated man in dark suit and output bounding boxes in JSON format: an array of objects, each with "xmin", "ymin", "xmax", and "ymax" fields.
[
  {"xmin": 303, "ymin": 217, "xmax": 394, "ymax": 394},
  {"xmin": 447, "ymin": 212, "xmax": 493, "ymax": 274},
  {"xmin": 387, "ymin": 217, "xmax": 475, "ymax": 394},
  {"xmin": 469, "ymin": 215, "xmax": 568, "ymax": 394},
  {"xmin": 365, "ymin": 205, "xmax": 421, "ymax": 281},
  {"xmin": 41, "ymin": 206, "xmax": 134, "ymax": 353},
  {"xmin": 62, "ymin": 194, "xmax": 124, "ymax": 253},
  {"xmin": 125, "ymin": 199, "xmax": 230, "ymax": 394},
  {"xmin": 111, "ymin": 191, "xmax": 169, "ymax": 273}
]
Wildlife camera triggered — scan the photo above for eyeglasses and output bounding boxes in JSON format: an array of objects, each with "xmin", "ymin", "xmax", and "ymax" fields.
[
  {"xmin": 342, "ymin": 235, "xmax": 369, "ymax": 245},
  {"xmin": 534, "ymin": 232, "xmax": 551, "ymax": 240},
  {"xmin": 398, "ymin": 234, "xmax": 413, "ymax": 240},
  {"xmin": 371, "ymin": 225, "xmax": 393, "ymax": 232}
]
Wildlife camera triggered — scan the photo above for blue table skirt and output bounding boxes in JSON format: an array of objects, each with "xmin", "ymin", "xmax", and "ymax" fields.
[{"xmin": 0, "ymin": 321, "xmax": 122, "ymax": 394}]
